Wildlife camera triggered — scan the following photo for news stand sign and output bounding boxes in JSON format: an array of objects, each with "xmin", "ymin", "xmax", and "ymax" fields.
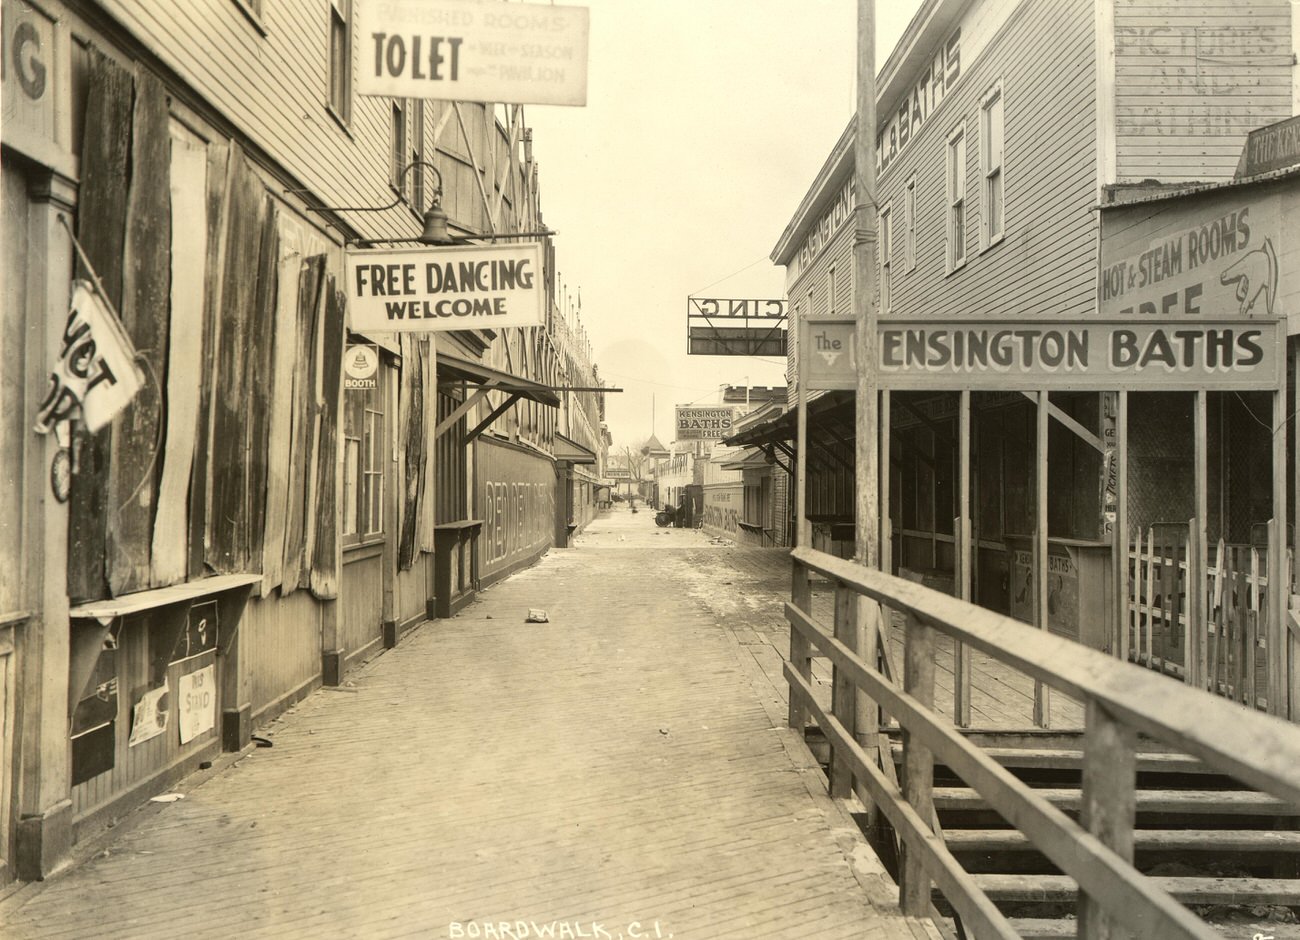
[
  {"xmin": 345, "ymin": 242, "xmax": 545, "ymax": 334},
  {"xmin": 800, "ymin": 316, "xmax": 1285, "ymax": 392},
  {"xmin": 357, "ymin": 0, "xmax": 589, "ymax": 106}
]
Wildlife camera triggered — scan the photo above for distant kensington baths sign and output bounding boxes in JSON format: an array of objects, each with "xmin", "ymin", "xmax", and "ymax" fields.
[
  {"xmin": 345, "ymin": 242, "xmax": 544, "ymax": 333},
  {"xmin": 800, "ymin": 317, "xmax": 1284, "ymax": 392}
]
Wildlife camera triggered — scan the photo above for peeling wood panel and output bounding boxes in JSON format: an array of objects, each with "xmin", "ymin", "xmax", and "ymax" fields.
[
  {"xmin": 207, "ymin": 149, "xmax": 265, "ymax": 573},
  {"xmin": 152, "ymin": 129, "xmax": 208, "ymax": 587},
  {"xmin": 1115, "ymin": 1, "xmax": 1293, "ymax": 182},
  {"xmin": 244, "ymin": 204, "xmax": 280, "ymax": 573},
  {"xmin": 190, "ymin": 139, "xmax": 230, "ymax": 582},
  {"xmin": 309, "ymin": 279, "xmax": 345, "ymax": 600},
  {"xmin": 419, "ymin": 341, "xmax": 437, "ymax": 555},
  {"xmin": 110, "ymin": 70, "xmax": 172, "ymax": 596},
  {"xmin": 70, "ymin": 50, "xmax": 133, "ymax": 604},
  {"xmin": 281, "ymin": 255, "xmax": 324, "ymax": 595},
  {"xmin": 398, "ymin": 339, "xmax": 425, "ymax": 571}
]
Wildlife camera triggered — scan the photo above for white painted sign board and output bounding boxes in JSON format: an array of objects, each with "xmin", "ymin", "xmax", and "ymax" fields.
[
  {"xmin": 345, "ymin": 242, "xmax": 545, "ymax": 333},
  {"xmin": 177, "ymin": 665, "xmax": 215, "ymax": 745},
  {"xmin": 357, "ymin": 0, "xmax": 589, "ymax": 106}
]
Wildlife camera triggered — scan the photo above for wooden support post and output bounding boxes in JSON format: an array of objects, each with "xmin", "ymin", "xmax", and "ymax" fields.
[
  {"xmin": 881, "ymin": 392, "xmax": 892, "ymax": 575},
  {"xmin": 1035, "ymin": 390, "xmax": 1051, "ymax": 727},
  {"xmin": 1191, "ymin": 390, "xmax": 1208, "ymax": 689},
  {"xmin": 1078, "ymin": 699, "xmax": 1137, "ymax": 940},
  {"xmin": 830, "ymin": 581, "xmax": 857, "ymax": 799},
  {"xmin": 1272, "ymin": 382, "xmax": 1290, "ymax": 718},
  {"xmin": 789, "ymin": 557, "xmax": 812, "ymax": 732},
  {"xmin": 955, "ymin": 389, "xmax": 972, "ymax": 727},
  {"xmin": 1116, "ymin": 391, "xmax": 1129, "ymax": 663},
  {"xmin": 899, "ymin": 610, "xmax": 936, "ymax": 915}
]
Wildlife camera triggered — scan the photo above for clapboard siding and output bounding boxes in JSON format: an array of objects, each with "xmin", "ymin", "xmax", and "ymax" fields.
[
  {"xmin": 880, "ymin": 0, "xmax": 1098, "ymax": 324},
  {"xmin": 1115, "ymin": 0, "xmax": 1293, "ymax": 183},
  {"xmin": 244, "ymin": 589, "xmax": 320, "ymax": 720},
  {"xmin": 93, "ymin": 0, "xmax": 527, "ymax": 242},
  {"xmin": 786, "ymin": 222, "xmax": 855, "ymax": 398}
]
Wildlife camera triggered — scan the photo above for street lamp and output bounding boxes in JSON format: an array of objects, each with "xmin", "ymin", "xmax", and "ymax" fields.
[{"xmin": 299, "ymin": 160, "xmax": 453, "ymax": 244}]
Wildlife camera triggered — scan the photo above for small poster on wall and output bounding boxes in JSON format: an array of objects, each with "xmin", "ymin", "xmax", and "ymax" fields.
[
  {"xmin": 128, "ymin": 680, "xmax": 170, "ymax": 748},
  {"xmin": 177, "ymin": 665, "xmax": 215, "ymax": 745}
]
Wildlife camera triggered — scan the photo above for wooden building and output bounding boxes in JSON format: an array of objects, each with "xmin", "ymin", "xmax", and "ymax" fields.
[
  {"xmin": 770, "ymin": 0, "xmax": 1299, "ymax": 723},
  {"xmin": 0, "ymin": 0, "xmax": 600, "ymax": 882}
]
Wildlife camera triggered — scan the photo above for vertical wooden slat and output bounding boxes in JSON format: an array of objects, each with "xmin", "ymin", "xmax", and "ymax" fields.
[
  {"xmin": 1116, "ymin": 390, "xmax": 1129, "ymax": 662},
  {"xmin": 309, "ymin": 278, "xmax": 345, "ymax": 600},
  {"xmin": 152, "ymin": 129, "xmax": 207, "ymax": 587},
  {"xmin": 881, "ymin": 391, "xmax": 892, "ymax": 574},
  {"xmin": 69, "ymin": 50, "xmax": 133, "ymax": 604},
  {"xmin": 1271, "ymin": 381, "xmax": 1289, "ymax": 716},
  {"xmin": 399, "ymin": 339, "xmax": 425, "ymax": 570},
  {"xmin": 788, "ymin": 562, "xmax": 812, "ymax": 734},
  {"xmin": 281, "ymin": 256, "xmax": 325, "ymax": 593},
  {"xmin": 1144, "ymin": 528, "xmax": 1155, "ymax": 666},
  {"xmin": 244, "ymin": 204, "xmax": 280, "ymax": 571},
  {"xmin": 1078, "ymin": 699, "xmax": 1137, "ymax": 939},
  {"xmin": 110, "ymin": 70, "xmax": 171, "ymax": 595},
  {"xmin": 955, "ymin": 389, "xmax": 972, "ymax": 727},
  {"xmin": 830, "ymin": 581, "xmax": 856, "ymax": 799},
  {"xmin": 1191, "ymin": 391, "xmax": 1208, "ymax": 688},
  {"xmin": 1034, "ymin": 390, "xmax": 1050, "ymax": 727},
  {"xmin": 899, "ymin": 610, "xmax": 935, "ymax": 916}
]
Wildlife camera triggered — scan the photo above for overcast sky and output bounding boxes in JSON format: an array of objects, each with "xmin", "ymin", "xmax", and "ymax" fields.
[{"xmin": 525, "ymin": 1, "xmax": 921, "ymax": 450}]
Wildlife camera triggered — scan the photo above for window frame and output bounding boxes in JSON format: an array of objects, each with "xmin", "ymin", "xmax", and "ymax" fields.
[
  {"xmin": 827, "ymin": 265, "xmax": 837, "ymax": 317},
  {"xmin": 946, "ymin": 122, "xmax": 967, "ymax": 274},
  {"xmin": 980, "ymin": 81, "xmax": 1005, "ymax": 251},
  {"xmin": 327, "ymin": 0, "xmax": 352, "ymax": 126},
  {"xmin": 904, "ymin": 175, "xmax": 917, "ymax": 272},
  {"xmin": 879, "ymin": 204, "xmax": 892, "ymax": 313}
]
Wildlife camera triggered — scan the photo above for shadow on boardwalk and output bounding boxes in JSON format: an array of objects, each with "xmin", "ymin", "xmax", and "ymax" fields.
[{"xmin": 1, "ymin": 507, "xmax": 935, "ymax": 940}]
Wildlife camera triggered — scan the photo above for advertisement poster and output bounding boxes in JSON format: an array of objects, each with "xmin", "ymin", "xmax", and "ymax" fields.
[
  {"xmin": 177, "ymin": 665, "xmax": 216, "ymax": 745},
  {"xmin": 129, "ymin": 680, "xmax": 170, "ymax": 748}
]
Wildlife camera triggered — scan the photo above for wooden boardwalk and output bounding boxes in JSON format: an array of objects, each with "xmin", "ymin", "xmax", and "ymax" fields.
[{"xmin": 0, "ymin": 510, "xmax": 935, "ymax": 940}]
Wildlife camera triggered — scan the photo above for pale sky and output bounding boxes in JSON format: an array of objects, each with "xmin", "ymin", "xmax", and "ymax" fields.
[{"xmin": 526, "ymin": 1, "xmax": 922, "ymax": 449}]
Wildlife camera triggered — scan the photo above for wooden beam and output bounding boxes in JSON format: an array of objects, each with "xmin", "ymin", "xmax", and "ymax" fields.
[
  {"xmin": 452, "ymin": 102, "xmax": 498, "ymax": 234},
  {"xmin": 898, "ymin": 396, "xmax": 955, "ymax": 446},
  {"xmin": 900, "ymin": 611, "xmax": 936, "ymax": 915},
  {"xmin": 1035, "ymin": 390, "xmax": 1050, "ymax": 728},
  {"xmin": 1272, "ymin": 384, "xmax": 1290, "ymax": 718},
  {"xmin": 1192, "ymin": 391, "xmax": 1208, "ymax": 689},
  {"xmin": 435, "ymin": 385, "xmax": 490, "ymax": 438},
  {"xmin": 464, "ymin": 392, "xmax": 523, "ymax": 443},
  {"xmin": 1077, "ymin": 700, "xmax": 1137, "ymax": 939},
  {"xmin": 1020, "ymin": 390, "xmax": 1104, "ymax": 454},
  {"xmin": 882, "ymin": 391, "xmax": 892, "ymax": 575},
  {"xmin": 956, "ymin": 389, "xmax": 972, "ymax": 727},
  {"xmin": 1116, "ymin": 391, "xmax": 1129, "ymax": 663}
]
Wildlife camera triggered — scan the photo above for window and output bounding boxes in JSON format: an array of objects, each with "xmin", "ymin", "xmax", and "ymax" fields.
[
  {"xmin": 946, "ymin": 124, "xmax": 967, "ymax": 272},
  {"xmin": 905, "ymin": 176, "xmax": 916, "ymax": 271},
  {"xmin": 827, "ymin": 266, "xmax": 837, "ymax": 316},
  {"xmin": 981, "ymin": 83, "xmax": 1005, "ymax": 248},
  {"xmin": 328, "ymin": 0, "xmax": 352, "ymax": 123},
  {"xmin": 391, "ymin": 101, "xmax": 408, "ymax": 198},
  {"xmin": 343, "ymin": 380, "xmax": 385, "ymax": 543},
  {"xmin": 879, "ymin": 206, "xmax": 892, "ymax": 313},
  {"xmin": 410, "ymin": 100, "xmax": 426, "ymax": 210}
]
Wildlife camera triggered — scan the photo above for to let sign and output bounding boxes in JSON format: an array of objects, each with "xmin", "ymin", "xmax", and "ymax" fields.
[
  {"xmin": 345, "ymin": 242, "xmax": 545, "ymax": 333},
  {"xmin": 357, "ymin": 0, "xmax": 589, "ymax": 106}
]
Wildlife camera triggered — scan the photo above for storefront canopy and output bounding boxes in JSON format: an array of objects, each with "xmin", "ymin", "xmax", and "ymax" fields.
[{"xmin": 436, "ymin": 353, "xmax": 561, "ymax": 443}]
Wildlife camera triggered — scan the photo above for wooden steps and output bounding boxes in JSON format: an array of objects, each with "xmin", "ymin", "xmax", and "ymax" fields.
[
  {"xmin": 1007, "ymin": 919, "xmax": 1300, "ymax": 940},
  {"xmin": 891, "ymin": 743, "xmax": 1211, "ymax": 774},
  {"xmin": 945, "ymin": 828, "xmax": 1300, "ymax": 853}
]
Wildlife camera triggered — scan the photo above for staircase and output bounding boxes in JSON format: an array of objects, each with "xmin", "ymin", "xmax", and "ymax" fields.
[{"xmin": 885, "ymin": 730, "xmax": 1300, "ymax": 938}]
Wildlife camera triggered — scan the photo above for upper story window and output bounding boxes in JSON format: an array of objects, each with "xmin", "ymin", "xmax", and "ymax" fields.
[
  {"xmin": 946, "ymin": 123, "xmax": 967, "ymax": 273},
  {"xmin": 879, "ymin": 206, "xmax": 892, "ymax": 313},
  {"xmin": 981, "ymin": 83, "xmax": 1005, "ymax": 249},
  {"xmin": 827, "ymin": 265, "xmax": 837, "ymax": 316},
  {"xmin": 329, "ymin": 0, "xmax": 352, "ymax": 123},
  {"xmin": 391, "ymin": 100, "xmax": 408, "ymax": 196},
  {"xmin": 410, "ymin": 100, "xmax": 426, "ymax": 210},
  {"xmin": 904, "ymin": 176, "xmax": 917, "ymax": 271}
]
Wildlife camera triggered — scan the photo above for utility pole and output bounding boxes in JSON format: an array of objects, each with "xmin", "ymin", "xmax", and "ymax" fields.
[{"xmin": 853, "ymin": 0, "xmax": 882, "ymax": 833}]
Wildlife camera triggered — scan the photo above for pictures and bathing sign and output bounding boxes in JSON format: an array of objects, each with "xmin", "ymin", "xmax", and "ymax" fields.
[{"xmin": 346, "ymin": 242, "xmax": 545, "ymax": 333}]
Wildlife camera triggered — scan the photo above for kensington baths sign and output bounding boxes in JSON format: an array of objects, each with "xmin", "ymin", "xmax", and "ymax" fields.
[
  {"xmin": 800, "ymin": 317, "xmax": 1284, "ymax": 392},
  {"xmin": 345, "ymin": 242, "xmax": 544, "ymax": 333}
]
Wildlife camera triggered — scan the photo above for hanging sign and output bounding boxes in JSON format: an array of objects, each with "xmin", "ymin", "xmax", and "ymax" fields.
[
  {"xmin": 801, "ymin": 318, "xmax": 857, "ymax": 391},
  {"xmin": 34, "ymin": 281, "xmax": 144, "ymax": 434},
  {"xmin": 356, "ymin": 0, "xmax": 589, "ymax": 106},
  {"xmin": 344, "ymin": 344, "xmax": 380, "ymax": 390},
  {"xmin": 345, "ymin": 242, "xmax": 545, "ymax": 333},
  {"xmin": 675, "ymin": 406, "xmax": 736, "ymax": 441}
]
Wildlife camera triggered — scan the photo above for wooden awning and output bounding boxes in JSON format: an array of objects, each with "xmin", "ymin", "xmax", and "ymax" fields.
[{"xmin": 436, "ymin": 353, "xmax": 561, "ymax": 443}]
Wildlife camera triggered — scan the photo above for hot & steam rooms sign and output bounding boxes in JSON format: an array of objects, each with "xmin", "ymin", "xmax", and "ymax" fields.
[{"xmin": 346, "ymin": 242, "xmax": 545, "ymax": 333}]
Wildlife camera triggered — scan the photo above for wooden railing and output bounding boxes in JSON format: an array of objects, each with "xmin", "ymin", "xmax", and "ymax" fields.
[{"xmin": 786, "ymin": 545, "xmax": 1300, "ymax": 940}]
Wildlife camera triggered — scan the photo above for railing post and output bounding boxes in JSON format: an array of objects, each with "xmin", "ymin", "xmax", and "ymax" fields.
[
  {"xmin": 830, "ymin": 580, "xmax": 857, "ymax": 798},
  {"xmin": 1078, "ymin": 698, "xmax": 1137, "ymax": 939},
  {"xmin": 899, "ymin": 610, "xmax": 935, "ymax": 916},
  {"xmin": 788, "ymin": 556, "xmax": 812, "ymax": 732}
]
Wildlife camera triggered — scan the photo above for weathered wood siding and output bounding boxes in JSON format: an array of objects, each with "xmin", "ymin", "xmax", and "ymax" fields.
[
  {"xmin": 878, "ymin": 0, "xmax": 1098, "ymax": 325},
  {"xmin": 1114, "ymin": 0, "xmax": 1294, "ymax": 183},
  {"xmin": 244, "ymin": 590, "xmax": 321, "ymax": 721}
]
